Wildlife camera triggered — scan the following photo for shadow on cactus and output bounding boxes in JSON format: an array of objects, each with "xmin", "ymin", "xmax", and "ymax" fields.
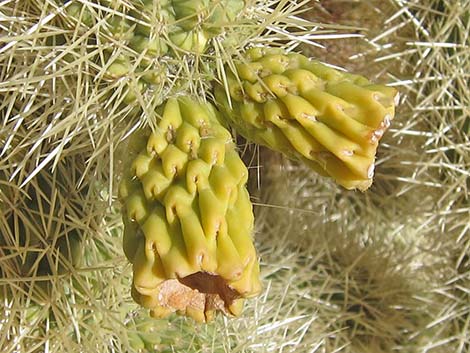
[
  {"xmin": 318, "ymin": 239, "xmax": 422, "ymax": 352},
  {"xmin": 0, "ymin": 153, "xmax": 94, "ymax": 300}
]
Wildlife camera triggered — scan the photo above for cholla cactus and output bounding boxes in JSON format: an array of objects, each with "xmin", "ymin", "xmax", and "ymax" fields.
[
  {"xmin": 215, "ymin": 47, "xmax": 398, "ymax": 190},
  {"xmin": 1, "ymin": 0, "xmax": 397, "ymax": 327},
  {"xmin": 1, "ymin": 0, "xmax": 319, "ymax": 190},
  {"xmin": 67, "ymin": 0, "xmax": 245, "ymax": 55},
  {"xmin": 119, "ymin": 97, "xmax": 261, "ymax": 322},
  {"xmin": 0, "ymin": 152, "xmax": 89, "ymax": 298},
  {"xmin": 0, "ymin": 150, "xmax": 106, "ymax": 351},
  {"xmin": 9, "ymin": 0, "xmax": 466, "ymax": 352}
]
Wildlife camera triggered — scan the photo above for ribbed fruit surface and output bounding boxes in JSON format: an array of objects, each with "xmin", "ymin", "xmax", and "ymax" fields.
[
  {"xmin": 119, "ymin": 97, "xmax": 261, "ymax": 322},
  {"xmin": 214, "ymin": 47, "xmax": 399, "ymax": 191}
]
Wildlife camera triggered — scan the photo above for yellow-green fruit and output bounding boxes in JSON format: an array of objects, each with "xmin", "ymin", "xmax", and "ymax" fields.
[
  {"xmin": 119, "ymin": 97, "xmax": 261, "ymax": 322},
  {"xmin": 214, "ymin": 47, "xmax": 399, "ymax": 191}
]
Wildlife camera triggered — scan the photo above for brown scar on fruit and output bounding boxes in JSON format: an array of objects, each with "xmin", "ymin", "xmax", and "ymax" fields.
[{"xmin": 146, "ymin": 272, "xmax": 242, "ymax": 322}]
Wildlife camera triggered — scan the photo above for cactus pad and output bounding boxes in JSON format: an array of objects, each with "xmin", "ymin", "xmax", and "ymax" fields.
[
  {"xmin": 214, "ymin": 47, "xmax": 399, "ymax": 190},
  {"xmin": 119, "ymin": 97, "xmax": 261, "ymax": 322}
]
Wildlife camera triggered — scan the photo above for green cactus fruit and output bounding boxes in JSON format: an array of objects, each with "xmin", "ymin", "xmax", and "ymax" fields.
[
  {"xmin": 119, "ymin": 97, "xmax": 261, "ymax": 322},
  {"xmin": 59, "ymin": 0, "xmax": 245, "ymax": 108},
  {"xmin": 139, "ymin": 0, "xmax": 245, "ymax": 53},
  {"xmin": 214, "ymin": 47, "xmax": 399, "ymax": 191},
  {"xmin": 65, "ymin": 2, "xmax": 94, "ymax": 28},
  {"xmin": 171, "ymin": 0, "xmax": 245, "ymax": 39},
  {"xmin": 169, "ymin": 28, "xmax": 209, "ymax": 54},
  {"xmin": 64, "ymin": 0, "xmax": 245, "ymax": 57},
  {"xmin": 126, "ymin": 315, "xmax": 163, "ymax": 351}
]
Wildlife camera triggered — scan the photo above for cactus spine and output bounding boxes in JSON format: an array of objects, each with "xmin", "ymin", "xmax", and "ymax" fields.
[{"xmin": 0, "ymin": 155, "xmax": 88, "ymax": 297}]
